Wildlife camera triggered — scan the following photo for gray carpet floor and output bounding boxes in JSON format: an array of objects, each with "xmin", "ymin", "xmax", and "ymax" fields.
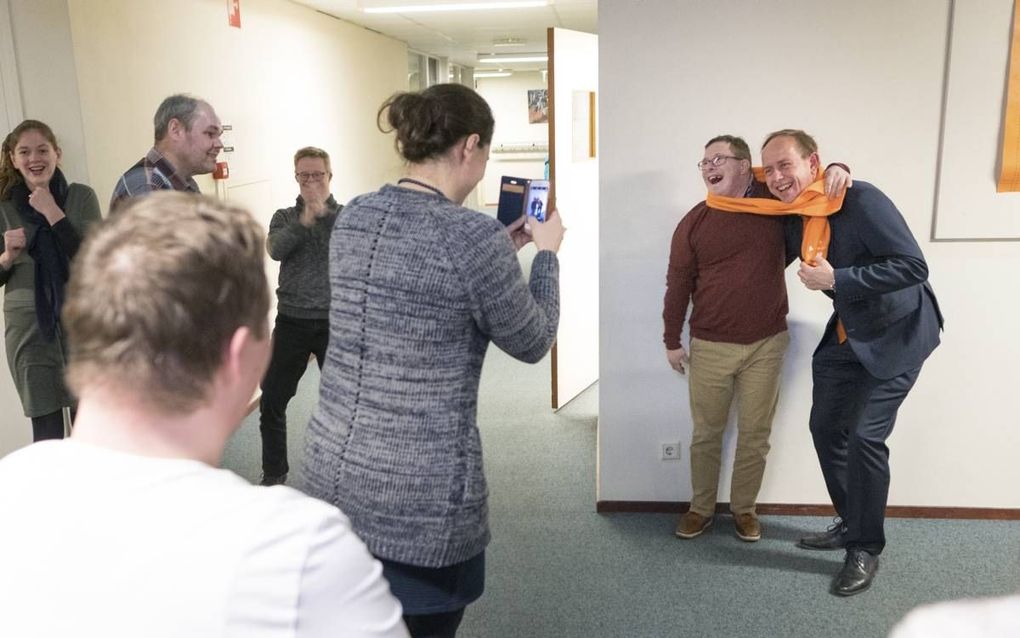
[{"xmin": 222, "ymin": 348, "xmax": 1020, "ymax": 638}]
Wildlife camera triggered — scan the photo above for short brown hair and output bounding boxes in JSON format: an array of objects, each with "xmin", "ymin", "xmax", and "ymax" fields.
[
  {"xmin": 294, "ymin": 146, "xmax": 332, "ymax": 175},
  {"xmin": 762, "ymin": 129, "xmax": 818, "ymax": 157},
  {"xmin": 63, "ymin": 192, "xmax": 270, "ymax": 413},
  {"xmin": 705, "ymin": 135, "xmax": 751, "ymax": 163}
]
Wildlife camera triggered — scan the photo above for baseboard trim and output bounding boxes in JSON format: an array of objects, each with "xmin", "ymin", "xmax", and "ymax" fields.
[{"xmin": 595, "ymin": 501, "xmax": 1020, "ymax": 520}]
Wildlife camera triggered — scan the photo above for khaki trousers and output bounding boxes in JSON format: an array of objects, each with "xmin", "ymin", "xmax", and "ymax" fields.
[{"xmin": 687, "ymin": 331, "xmax": 789, "ymax": 516}]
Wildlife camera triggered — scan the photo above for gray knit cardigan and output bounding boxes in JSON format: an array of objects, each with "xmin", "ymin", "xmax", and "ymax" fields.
[
  {"xmin": 266, "ymin": 195, "xmax": 341, "ymax": 320},
  {"xmin": 304, "ymin": 184, "xmax": 560, "ymax": 568}
]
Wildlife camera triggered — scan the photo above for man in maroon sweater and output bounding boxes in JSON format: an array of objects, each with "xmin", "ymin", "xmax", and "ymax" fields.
[{"xmin": 664, "ymin": 135, "xmax": 848, "ymax": 542}]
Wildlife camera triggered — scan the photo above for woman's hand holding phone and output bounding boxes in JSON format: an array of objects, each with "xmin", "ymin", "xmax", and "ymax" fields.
[
  {"xmin": 508, "ymin": 218, "xmax": 533, "ymax": 251},
  {"xmin": 530, "ymin": 208, "xmax": 565, "ymax": 254}
]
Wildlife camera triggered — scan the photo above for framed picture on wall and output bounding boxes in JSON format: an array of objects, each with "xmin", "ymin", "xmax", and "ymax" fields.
[{"xmin": 528, "ymin": 89, "xmax": 548, "ymax": 124}]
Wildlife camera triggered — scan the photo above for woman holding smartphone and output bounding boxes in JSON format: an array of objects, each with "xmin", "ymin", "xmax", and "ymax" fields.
[
  {"xmin": 304, "ymin": 83, "xmax": 564, "ymax": 637},
  {"xmin": 0, "ymin": 120, "xmax": 101, "ymax": 441}
]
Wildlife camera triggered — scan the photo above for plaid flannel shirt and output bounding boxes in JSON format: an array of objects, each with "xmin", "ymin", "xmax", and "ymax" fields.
[{"xmin": 109, "ymin": 147, "xmax": 200, "ymax": 212}]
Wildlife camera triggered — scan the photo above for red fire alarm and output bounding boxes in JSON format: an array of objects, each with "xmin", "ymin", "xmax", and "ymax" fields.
[
  {"xmin": 228, "ymin": 0, "xmax": 241, "ymax": 28},
  {"xmin": 213, "ymin": 161, "xmax": 230, "ymax": 180}
]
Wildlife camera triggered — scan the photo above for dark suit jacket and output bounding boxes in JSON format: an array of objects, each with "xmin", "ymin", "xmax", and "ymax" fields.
[{"xmin": 787, "ymin": 182, "xmax": 943, "ymax": 379}]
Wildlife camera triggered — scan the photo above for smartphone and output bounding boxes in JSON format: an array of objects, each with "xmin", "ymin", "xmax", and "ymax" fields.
[
  {"xmin": 497, "ymin": 176, "xmax": 528, "ymax": 227},
  {"xmin": 525, "ymin": 180, "xmax": 550, "ymax": 223}
]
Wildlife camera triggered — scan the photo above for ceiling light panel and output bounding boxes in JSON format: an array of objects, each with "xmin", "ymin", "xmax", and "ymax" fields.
[
  {"xmin": 362, "ymin": 0, "xmax": 550, "ymax": 14},
  {"xmin": 477, "ymin": 54, "xmax": 547, "ymax": 63}
]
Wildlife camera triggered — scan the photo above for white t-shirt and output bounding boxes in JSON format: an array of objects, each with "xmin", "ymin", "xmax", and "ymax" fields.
[
  {"xmin": 0, "ymin": 440, "xmax": 408, "ymax": 638},
  {"xmin": 891, "ymin": 594, "xmax": 1020, "ymax": 637}
]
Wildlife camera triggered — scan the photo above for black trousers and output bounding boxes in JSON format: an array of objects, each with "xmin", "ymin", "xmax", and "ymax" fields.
[
  {"xmin": 403, "ymin": 609, "xmax": 466, "ymax": 638},
  {"xmin": 31, "ymin": 410, "xmax": 66, "ymax": 442},
  {"xmin": 809, "ymin": 336, "xmax": 921, "ymax": 555},
  {"xmin": 258, "ymin": 314, "xmax": 328, "ymax": 477}
]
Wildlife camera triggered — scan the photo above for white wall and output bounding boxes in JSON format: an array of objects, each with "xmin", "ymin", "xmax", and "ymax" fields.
[
  {"xmin": 933, "ymin": 0, "xmax": 1020, "ymax": 238},
  {"xmin": 550, "ymin": 28, "xmax": 598, "ymax": 409},
  {"xmin": 599, "ymin": 0, "xmax": 1020, "ymax": 508},
  {"xmin": 476, "ymin": 71, "xmax": 548, "ymax": 207}
]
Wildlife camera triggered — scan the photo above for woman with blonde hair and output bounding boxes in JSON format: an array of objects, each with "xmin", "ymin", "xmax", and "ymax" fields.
[{"xmin": 0, "ymin": 120, "xmax": 101, "ymax": 441}]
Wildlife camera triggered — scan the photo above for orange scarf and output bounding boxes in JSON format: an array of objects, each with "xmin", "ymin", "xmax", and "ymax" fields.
[
  {"xmin": 707, "ymin": 167, "xmax": 849, "ymax": 343},
  {"xmin": 706, "ymin": 167, "xmax": 844, "ymax": 264}
]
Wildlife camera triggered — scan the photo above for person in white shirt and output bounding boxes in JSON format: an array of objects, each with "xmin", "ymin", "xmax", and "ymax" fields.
[
  {"xmin": 891, "ymin": 594, "xmax": 1020, "ymax": 637},
  {"xmin": 0, "ymin": 191, "xmax": 408, "ymax": 638}
]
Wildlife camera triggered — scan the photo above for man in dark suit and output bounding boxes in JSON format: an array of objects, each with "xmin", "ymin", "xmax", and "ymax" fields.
[{"xmin": 761, "ymin": 129, "xmax": 943, "ymax": 597}]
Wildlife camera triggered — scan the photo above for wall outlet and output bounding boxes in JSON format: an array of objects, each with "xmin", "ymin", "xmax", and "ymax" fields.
[{"xmin": 661, "ymin": 442, "xmax": 681, "ymax": 461}]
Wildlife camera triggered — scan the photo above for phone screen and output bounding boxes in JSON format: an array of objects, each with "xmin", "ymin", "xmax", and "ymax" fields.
[
  {"xmin": 526, "ymin": 180, "xmax": 550, "ymax": 223},
  {"xmin": 497, "ymin": 177, "xmax": 528, "ymax": 227}
]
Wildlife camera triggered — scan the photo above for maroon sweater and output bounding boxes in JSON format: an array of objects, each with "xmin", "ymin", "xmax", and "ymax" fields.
[{"xmin": 663, "ymin": 180, "xmax": 788, "ymax": 348}]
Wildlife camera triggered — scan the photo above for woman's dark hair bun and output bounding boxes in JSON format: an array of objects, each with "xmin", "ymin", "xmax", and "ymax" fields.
[{"xmin": 378, "ymin": 84, "xmax": 494, "ymax": 163}]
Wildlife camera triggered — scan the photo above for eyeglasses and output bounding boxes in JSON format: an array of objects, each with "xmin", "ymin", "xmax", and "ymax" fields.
[
  {"xmin": 697, "ymin": 155, "xmax": 741, "ymax": 170},
  {"xmin": 296, "ymin": 171, "xmax": 327, "ymax": 181}
]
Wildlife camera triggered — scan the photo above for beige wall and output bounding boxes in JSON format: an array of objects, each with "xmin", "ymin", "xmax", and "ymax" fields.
[
  {"xmin": 0, "ymin": 1, "xmax": 25, "ymax": 452},
  {"xmin": 7, "ymin": 0, "xmax": 89, "ymax": 181},
  {"xmin": 0, "ymin": 0, "xmax": 407, "ymax": 459},
  {"xmin": 67, "ymin": 0, "xmax": 408, "ymax": 222},
  {"xmin": 598, "ymin": 0, "xmax": 1020, "ymax": 508},
  {"xmin": 0, "ymin": 0, "xmax": 21, "ymax": 132}
]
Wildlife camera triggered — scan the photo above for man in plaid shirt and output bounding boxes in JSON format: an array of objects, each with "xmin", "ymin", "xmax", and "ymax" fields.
[{"xmin": 110, "ymin": 94, "xmax": 224, "ymax": 212}]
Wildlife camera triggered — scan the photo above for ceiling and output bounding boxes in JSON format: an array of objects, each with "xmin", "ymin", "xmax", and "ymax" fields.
[{"xmin": 293, "ymin": 0, "xmax": 597, "ymax": 71}]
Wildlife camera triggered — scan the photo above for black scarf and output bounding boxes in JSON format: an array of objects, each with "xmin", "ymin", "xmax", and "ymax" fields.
[{"xmin": 10, "ymin": 168, "xmax": 70, "ymax": 342}]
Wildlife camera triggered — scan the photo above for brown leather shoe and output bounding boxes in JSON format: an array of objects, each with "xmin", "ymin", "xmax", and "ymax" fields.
[
  {"xmin": 675, "ymin": 511, "xmax": 713, "ymax": 539},
  {"xmin": 733, "ymin": 513, "xmax": 761, "ymax": 542}
]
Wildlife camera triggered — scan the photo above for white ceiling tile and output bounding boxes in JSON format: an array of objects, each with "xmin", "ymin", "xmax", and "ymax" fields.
[{"xmin": 294, "ymin": 0, "xmax": 595, "ymax": 69}]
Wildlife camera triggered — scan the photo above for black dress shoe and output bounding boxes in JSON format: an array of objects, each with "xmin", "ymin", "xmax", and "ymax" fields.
[
  {"xmin": 797, "ymin": 518, "xmax": 847, "ymax": 550},
  {"xmin": 832, "ymin": 549, "xmax": 879, "ymax": 596}
]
